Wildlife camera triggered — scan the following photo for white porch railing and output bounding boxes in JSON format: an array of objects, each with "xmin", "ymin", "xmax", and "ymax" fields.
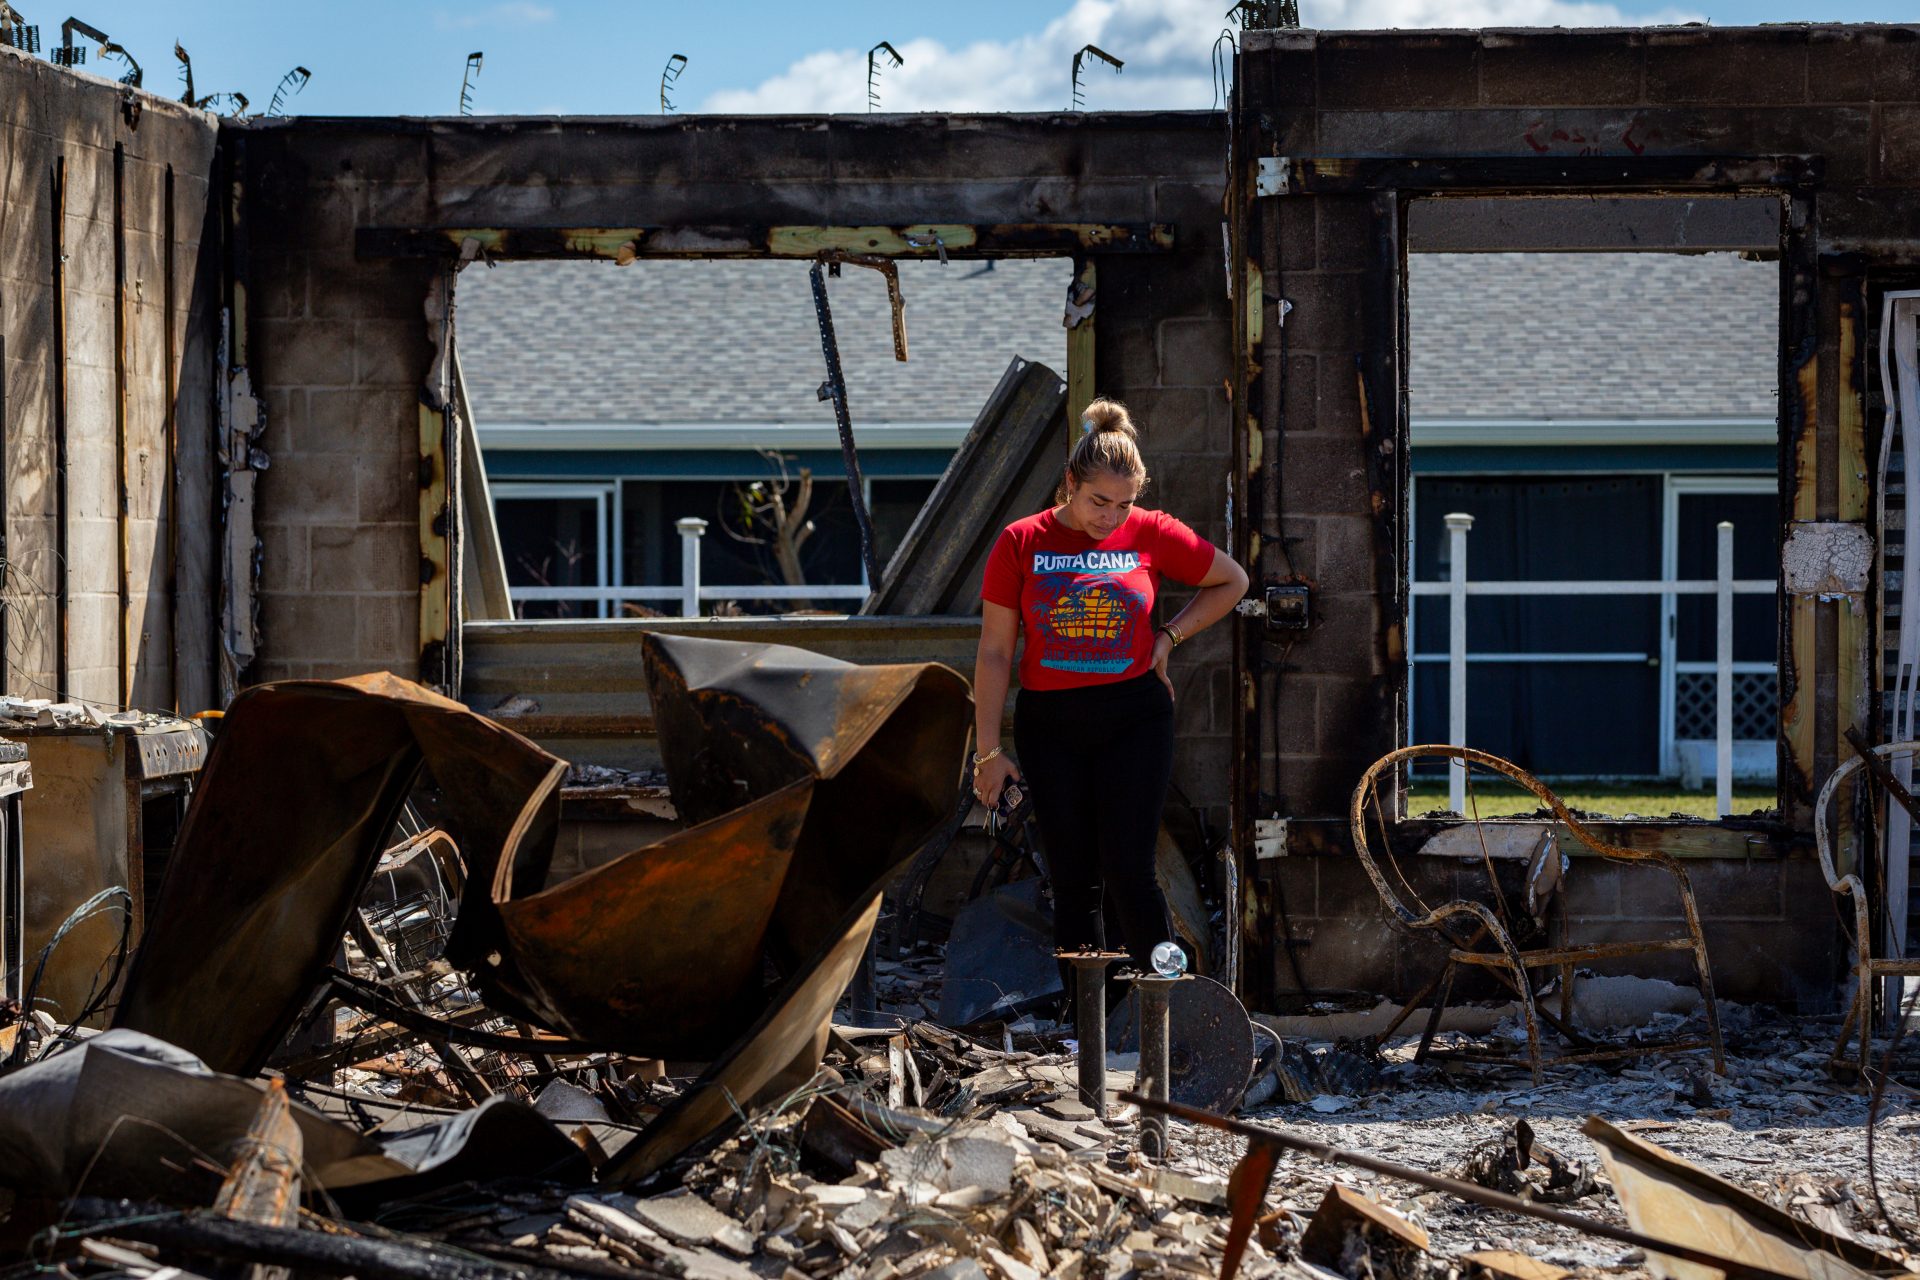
[
  {"xmin": 1412, "ymin": 513, "xmax": 1774, "ymax": 818},
  {"xmin": 506, "ymin": 516, "xmax": 870, "ymax": 619}
]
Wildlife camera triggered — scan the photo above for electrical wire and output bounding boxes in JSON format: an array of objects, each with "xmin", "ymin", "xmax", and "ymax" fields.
[{"xmin": 9, "ymin": 885, "xmax": 133, "ymax": 1066}]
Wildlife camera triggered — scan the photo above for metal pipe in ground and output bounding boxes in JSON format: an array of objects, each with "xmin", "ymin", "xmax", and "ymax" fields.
[
  {"xmin": 1059, "ymin": 951, "xmax": 1125, "ymax": 1119},
  {"xmin": 1133, "ymin": 973, "xmax": 1183, "ymax": 1159}
]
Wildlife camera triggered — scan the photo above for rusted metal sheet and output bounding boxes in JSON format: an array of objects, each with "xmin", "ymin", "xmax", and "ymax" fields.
[
  {"xmin": 864, "ymin": 358, "xmax": 1067, "ymax": 617},
  {"xmin": 116, "ymin": 636, "xmax": 970, "ymax": 1184},
  {"xmin": 355, "ymin": 222, "xmax": 1175, "ymax": 261},
  {"xmin": 1584, "ymin": 1116, "xmax": 1902, "ymax": 1280},
  {"xmin": 494, "ymin": 779, "xmax": 809, "ymax": 1056},
  {"xmin": 114, "ymin": 674, "xmax": 555, "ymax": 1072}
]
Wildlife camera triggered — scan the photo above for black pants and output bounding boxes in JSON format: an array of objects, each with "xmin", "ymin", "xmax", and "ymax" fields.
[{"xmin": 1015, "ymin": 672, "xmax": 1178, "ymax": 979}]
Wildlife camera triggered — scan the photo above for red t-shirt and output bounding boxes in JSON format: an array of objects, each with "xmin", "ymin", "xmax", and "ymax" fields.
[{"xmin": 980, "ymin": 507, "xmax": 1215, "ymax": 692}]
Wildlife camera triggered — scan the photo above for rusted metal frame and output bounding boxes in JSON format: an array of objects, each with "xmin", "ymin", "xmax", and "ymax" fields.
[
  {"xmin": 1817, "ymin": 746, "xmax": 1902, "ymax": 1074},
  {"xmin": 1844, "ymin": 719, "xmax": 1903, "ymax": 959},
  {"xmin": 1450, "ymin": 937, "xmax": 1695, "ymax": 965},
  {"xmin": 164, "ymin": 164, "xmax": 178, "ymax": 712},
  {"xmin": 1352, "ymin": 746, "xmax": 1727, "ymax": 1077},
  {"xmin": 355, "ymin": 222, "xmax": 1176, "ymax": 262},
  {"xmin": 1821, "ymin": 742, "xmax": 1920, "ymax": 1075},
  {"xmin": 809, "ymin": 261, "xmax": 883, "ymax": 590},
  {"xmin": 51, "ymin": 155, "xmax": 69, "ymax": 700},
  {"xmin": 1778, "ymin": 194, "xmax": 1822, "ymax": 825},
  {"xmin": 1845, "ymin": 727, "xmax": 1920, "ymax": 827},
  {"xmin": 815, "ymin": 251, "xmax": 909, "ymax": 361},
  {"xmin": 341, "ymin": 911, "xmax": 492, "ymax": 1106},
  {"xmin": 1125, "ymin": 1094, "xmax": 1808, "ymax": 1280},
  {"xmin": 114, "ymin": 143, "xmax": 131, "ymax": 708},
  {"xmin": 277, "ymin": 1001, "xmax": 514, "ymax": 1082},
  {"xmin": 1282, "ymin": 154, "xmax": 1822, "ymax": 195}
]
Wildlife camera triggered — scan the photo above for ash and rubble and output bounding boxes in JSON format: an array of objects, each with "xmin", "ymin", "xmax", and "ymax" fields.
[
  {"xmin": 6, "ymin": 654, "xmax": 1919, "ymax": 1280},
  {"xmin": 235, "ymin": 952, "xmax": 1920, "ymax": 1280},
  {"xmin": 16, "ymin": 862, "xmax": 1920, "ymax": 1280}
]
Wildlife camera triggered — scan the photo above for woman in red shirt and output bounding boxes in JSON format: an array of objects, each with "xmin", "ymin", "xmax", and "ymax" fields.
[{"xmin": 973, "ymin": 398, "xmax": 1249, "ymax": 979}]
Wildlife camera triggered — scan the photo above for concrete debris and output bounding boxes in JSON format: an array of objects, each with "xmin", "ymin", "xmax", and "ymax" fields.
[{"xmin": 0, "ymin": 695, "xmax": 177, "ymax": 731}]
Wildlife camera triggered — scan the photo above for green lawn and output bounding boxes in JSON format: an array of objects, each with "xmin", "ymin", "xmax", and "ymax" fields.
[{"xmin": 1405, "ymin": 779, "xmax": 1775, "ymax": 820}]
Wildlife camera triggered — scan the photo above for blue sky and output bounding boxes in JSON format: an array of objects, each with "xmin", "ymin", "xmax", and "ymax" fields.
[{"xmin": 23, "ymin": 0, "xmax": 1911, "ymax": 117}]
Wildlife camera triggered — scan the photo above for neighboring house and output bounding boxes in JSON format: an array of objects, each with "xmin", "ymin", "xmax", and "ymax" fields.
[
  {"xmin": 456, "ymin": 257, "xmax": 1069, "ymax": 617},
  {"xmin": 1408, "ymin": 251, "xmax": 1779, "ymax": 782},
  {"xmin": 461, "ymin": 249, "xmax": 1775, "ymax": 783}
]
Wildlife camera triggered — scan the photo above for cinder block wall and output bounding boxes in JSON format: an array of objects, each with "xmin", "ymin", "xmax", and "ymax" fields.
[
  {"xmin": 237, "ymin": 113, "xmax": 1236, "ymax": 817},
  {"xmin": 0, "ymin": 48, "xmax": 220, "ymax": 713},
  {"xmin": 1237, "ymin": 25, "xmax": 1920, "ymax": 1011}
]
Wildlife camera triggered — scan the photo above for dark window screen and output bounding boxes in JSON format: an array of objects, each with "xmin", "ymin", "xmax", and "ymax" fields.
[{"xmin": 1413, "ymin": 476, "xmax": 1661, "ymax": 776}]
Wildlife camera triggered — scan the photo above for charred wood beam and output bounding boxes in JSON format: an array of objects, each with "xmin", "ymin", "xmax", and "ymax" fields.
[
  {"xmin": 356, "ymin": 223, "xmax": 1174, "ymax": 261},
  {"xmin": 1274, "ymin": 154, "xmax": 1820, "ymax": 195}
]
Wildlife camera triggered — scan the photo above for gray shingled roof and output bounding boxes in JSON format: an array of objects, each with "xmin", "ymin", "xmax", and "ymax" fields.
[
  {"xmin": 1409, "ymin": 252, "xmax": 1778, "ymax": 421},
  {"xmin": 457, "ymin": 251, "xmax": 1776, "ymax": 430},
  {"xmin": 456, "ymin": 258, "xmax": 1069, "ymax": 426}
]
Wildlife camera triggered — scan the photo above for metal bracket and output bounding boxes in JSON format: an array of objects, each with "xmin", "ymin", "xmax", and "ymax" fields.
[
  {"xmin": 1256, "ymin": 156, "xmax": 1290, "ymax": 197},
  {"xmin": 1255, "ymin": 817, "xmax": 1289, "ymax": 860}
]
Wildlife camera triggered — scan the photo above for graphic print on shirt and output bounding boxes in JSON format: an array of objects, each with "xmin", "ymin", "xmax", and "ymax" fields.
[{"xmin": 1028, "ymin": 549, "xmax": 1149, "ymax": 674}]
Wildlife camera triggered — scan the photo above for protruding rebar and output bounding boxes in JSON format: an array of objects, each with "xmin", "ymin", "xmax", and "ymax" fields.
[
  {"xmin": 1059, "ymin": 950, "xmax": 1125, "ymax": 1119},
  {"xmin": 1133, "ymin": 972, "xmax": 1183, "ymax": 1158}
]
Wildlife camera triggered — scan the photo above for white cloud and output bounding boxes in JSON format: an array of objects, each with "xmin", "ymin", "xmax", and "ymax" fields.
[
  {"xmin": 699, "ymin": 0, "xmax": 1700, "ymax": 114},
  {"xmin": 435, "ymin": 2, "xmax": 556, "ymax": 31}
]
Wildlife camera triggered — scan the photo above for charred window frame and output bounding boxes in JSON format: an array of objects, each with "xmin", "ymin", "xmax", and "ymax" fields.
[{"xmin": 1241, "ymin": 155, "xmax": 1827, "ymax": 858}]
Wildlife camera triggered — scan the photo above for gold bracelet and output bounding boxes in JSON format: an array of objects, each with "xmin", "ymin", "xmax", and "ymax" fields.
[
  {"xmin": 1159, "ymin": 621, "xmax": 1186, "ymax": 647},
  {"xmin": 972, "ymin": 746, "xmax": 1003, "ymax": 776}
]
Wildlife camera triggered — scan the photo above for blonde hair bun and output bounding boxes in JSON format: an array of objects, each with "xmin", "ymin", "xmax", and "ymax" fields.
[
  {"xmin": 1063, "ymin": 397, "xmax": 1148, "ymax": 500},
  {"xmin": 1082, "ymin": 398, "xmax": 1138, "ymax": 439}
]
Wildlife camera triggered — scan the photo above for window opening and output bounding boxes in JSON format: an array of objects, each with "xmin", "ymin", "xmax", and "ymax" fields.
[
  {"xmin": 456, "ymin": 257, "xmax": 1070, "ymax": 618},
  {"xmin": 1403, "ymin": 212, "xmax": 1783, "ymax": 821}
]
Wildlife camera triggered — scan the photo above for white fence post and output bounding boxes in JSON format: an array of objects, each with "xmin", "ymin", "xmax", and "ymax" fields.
[
  {"xmin": 1446, "ymin": 512, "xmax": 1474, "ymax": 813},
  {"xmin": 676, "ymin": 517, "xmax": 707, "ymax": 619},
  {"xmin": 1716, "ymin": 520, "xmax": 1734, "ymax": 818}
]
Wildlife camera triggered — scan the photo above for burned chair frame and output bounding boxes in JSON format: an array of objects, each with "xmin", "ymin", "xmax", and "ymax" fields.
[
  {"xmin": 1814, "ymin": 738, "xmax": 1920, "ymax": 1079},
  {"xmin": 1350, "ymin": 745, "xmax": 1726, "ymax": 1082}
]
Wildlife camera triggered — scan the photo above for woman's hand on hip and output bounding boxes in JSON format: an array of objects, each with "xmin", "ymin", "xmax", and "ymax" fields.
[
  {"xmin": 973, "ymin": 752, "xmax": 1021, "ymax": 810},
  {"xmin": 1151, "ymin": 631, "xmax": 1177, "ymax": 701}
]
